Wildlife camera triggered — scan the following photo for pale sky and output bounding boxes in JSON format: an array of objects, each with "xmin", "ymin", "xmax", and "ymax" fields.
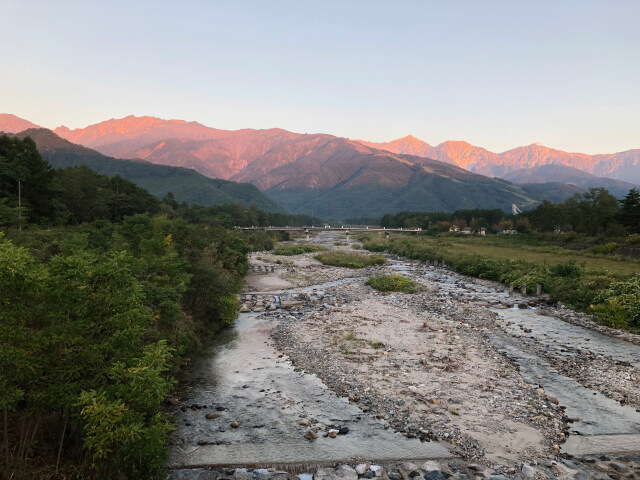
[{"xmin": 2, "ymin": 0, "xmax": 639, "ymax": 154}]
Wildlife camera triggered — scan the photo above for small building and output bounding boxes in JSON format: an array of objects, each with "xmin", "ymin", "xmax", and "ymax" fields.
[
  {"xmin": 461, "ymin": 227, "xmax": 473, "ymax": 235},
  {"xmin": 449, "ymin": 226, "xmax": 460, "ymax": 233},
  {"xmin": 479, "ymin": 227, "xmax": 487, "ymax": 235}
]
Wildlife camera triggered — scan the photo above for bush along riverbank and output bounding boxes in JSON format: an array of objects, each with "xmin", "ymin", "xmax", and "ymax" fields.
[
  {"xmin": 361, "ymin": 235, "xmax": 640, "ymax": 331},
  {"xmin": 0, "ymin": 135, "xmax": 297, "ymax": 479}
]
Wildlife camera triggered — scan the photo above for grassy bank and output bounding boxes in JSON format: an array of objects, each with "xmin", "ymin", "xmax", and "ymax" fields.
[
  {"xmin": 434, "ymin": 234, "xmax": 640, "ymax": 276},
  {"xmin": 360, "ymin": 233, "xmax": 640, "ymax": 331}
]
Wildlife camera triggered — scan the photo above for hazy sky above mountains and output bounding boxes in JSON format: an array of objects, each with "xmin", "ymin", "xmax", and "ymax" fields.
[{"xmin": 2, "ymin": 0, "xmax": 639, "ymax": 154}]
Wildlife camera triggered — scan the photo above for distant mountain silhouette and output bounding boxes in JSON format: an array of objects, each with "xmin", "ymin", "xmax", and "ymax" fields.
[
  {"xmin": 4, "ymin": 114, "xmax": 638, "ymax": 218},
  {"xmin": 360, "ymin": 137, "xmax": 640, "ymax": 185},
  {"xmin": 502, "ymin": 164, "xmax": 637, "ymax": 198}
]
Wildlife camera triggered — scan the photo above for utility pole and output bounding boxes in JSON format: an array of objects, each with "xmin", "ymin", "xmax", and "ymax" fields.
[{"xmin": 18, "ymin": 180, "xmax": 22, "ymax": 231}]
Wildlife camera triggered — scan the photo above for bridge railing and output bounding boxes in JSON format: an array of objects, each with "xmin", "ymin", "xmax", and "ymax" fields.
[{"xmin": 234, "ymin": 226, "xmax": 422, "ymax": 232}]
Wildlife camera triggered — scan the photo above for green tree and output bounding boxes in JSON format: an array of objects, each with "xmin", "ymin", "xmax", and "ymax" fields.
[
  {"xmin": 0, "ymin": 136, "xmax": 56, "ymax": 225},
  {"xmin": 619, "ymin": 188, "xmax": 640, "ymax": 234}
]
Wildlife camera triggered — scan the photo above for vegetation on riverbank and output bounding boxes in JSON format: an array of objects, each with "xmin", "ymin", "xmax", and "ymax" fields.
[
  {"xmin": 367, "ymin": 274, "xmax": 418, "ymax": 293},
  {"xmin": 0, "ymin": 135, "xmax": 301, "ymax": 479},
  {"xmin": 358, "ymin": 187, "xmax": 640, "ymax": 331},
  {"xmin": 361, "ymin": 235, "xmax": 640, "ymax": 331},
  {"xmin": 315, "ymin": 251, "xmax": 387, "ymax": 268},
  {"xmin": 273, "ymin": 244, "xmax": 328, "ymax": 255}
]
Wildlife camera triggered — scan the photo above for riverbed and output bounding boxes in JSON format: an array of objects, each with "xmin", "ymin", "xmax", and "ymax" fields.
[{"xmin": 169, "ymin": 231, "xmax": 640, "ymax": 479}]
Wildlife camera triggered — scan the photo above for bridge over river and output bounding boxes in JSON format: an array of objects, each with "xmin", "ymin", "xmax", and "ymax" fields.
[{"xmin": 235, "ymin": 225, "xmax": 422, "ymax": 240}]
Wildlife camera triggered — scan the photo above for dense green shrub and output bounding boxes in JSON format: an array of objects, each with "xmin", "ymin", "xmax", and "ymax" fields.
[
  {"xmin": 593, "ymin": 276, "xmax": 640, "ymax": 328},
  {"xmin": 367, "ymin": 274, "xmax": 418, "ymax": 293},
  {"xmin": 0, "ymin": 140, "xmax": 325, "ymax": 478},
  {"xmin": 315, "ymin": 251, "xmax": 387, "ymax": 268},
  {"xmin": 591, "ymin": 242, "xmax": 619, "ymax": 254}
]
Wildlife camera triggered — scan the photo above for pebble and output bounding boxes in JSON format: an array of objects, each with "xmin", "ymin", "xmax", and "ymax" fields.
[
  {"xmin": 593, "ymin": 462, "xmax": 609, "ymax": 472},
  {"xmin": 304, "ymin": 430, "xmax": 318, "ymax": 440},
  {"xmin": 205, "ymin": 413, "xmax": 220, "ymax": 420},
  {"xmin": 370, "ymin": 466, "xmax": 384, "ymax": 477},
  {"xmin": 521, "ymin": 464, "xmax": 535, "ymax": 479},
  {"xmin": 355, "ymin": 464, "xmax": 370, "ymax": 475},
  {"xmin": 335, "ymin": 465, "xmax": 358, "ymax": 480},
  {"xmin": 609, "ymin": 461, "xmax": 628, "ymax": 472},
  {"xmin": 230, "ymin": 421, "xmax": 239, "ymax": 428},
  {"xmin": 424, "ymin": 472, "xmax": 447, "ymax": 480},
  {"xmin": 422, "ymin": 462, "xmax": 440, "ymax": 472}
]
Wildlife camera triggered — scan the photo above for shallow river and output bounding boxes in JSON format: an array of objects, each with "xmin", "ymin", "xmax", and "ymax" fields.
[{"xmin": 170, "ymin": 233, "xmax": 640, "ymax": 473}]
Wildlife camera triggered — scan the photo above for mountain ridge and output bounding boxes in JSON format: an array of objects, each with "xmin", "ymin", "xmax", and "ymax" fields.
[
  {"xmin": 358, "ymin": 136, "xmax": 640, "ymax": 184},
  {"xmin": 5, "ymin": 114, "xmax": 637, "ymax": 184},
  {"xmin": 3, "ymin": 114, "xmax": 638, "ymax": 219},
  {"xmin": 0, "ymin": 113, "xmax": 42, "ymax": 133},
  {"xmin": 8, "ymin": 128, "xmax": 282, "ymax": 211}
]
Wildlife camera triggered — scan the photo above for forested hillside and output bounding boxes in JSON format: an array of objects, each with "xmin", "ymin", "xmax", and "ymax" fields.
[
  {"xmin": 0, "ymin": 135, "xmax": 305, "ymax": 479},
  {"xmin": 11, "ymin": 129, "xmax": 282, "ymax": 212}
]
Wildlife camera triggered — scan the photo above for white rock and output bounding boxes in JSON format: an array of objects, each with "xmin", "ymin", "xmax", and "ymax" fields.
[
  {"xmin": 400, "ymin": 463, "xmax": 418, "ymax": 473},
  {"xmin": 314, "ymin": 468, "xmax": 335, "ymax": 480},
  {"xmin": 370, "ymin": 466, "xmax": 384, "ymax": 477},
  {"xmin": 422, "ymin": 462, "xmax": 440, "ymax": 472},
  {"xmin": 335, "ymin": 465, "xmax": 358, "ymax": 480},
  {"xmin": 521, "ymin": 464, "xmax": 536, "ymax": 479},
  {"xmin": 355, "ymin": 464, "xmax": 370, "ymax": 475}
]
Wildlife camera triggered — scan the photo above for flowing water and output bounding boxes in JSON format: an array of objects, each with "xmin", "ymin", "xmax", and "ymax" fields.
[
  {"xmin": 168, "ymin": 275, "xmax": 451, "ymax": 471},
  {"xmin": 398, "ymin": 259, "xmax": 640, "ymax": 437}
]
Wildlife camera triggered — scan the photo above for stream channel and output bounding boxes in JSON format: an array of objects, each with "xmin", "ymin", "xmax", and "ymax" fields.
[{"xmin": 169, "ymin": 232, "xmax": 640, "ymax": 475}]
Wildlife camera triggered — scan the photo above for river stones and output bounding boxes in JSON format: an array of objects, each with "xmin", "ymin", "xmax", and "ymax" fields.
[
  {"xmin": 230, "ymin": 421, "xmax": 239, "ymax": 428},
  {"xmin": 304, "ymin": 430, "xmax": 318, "ymax": 440},
  {"xmin": 421, "ymin": 462, "xmax": 440, "ymax": 472},
  {"xmin": 594, "ymin": 462, "xmax": 609, "ymax": 472},
  {"xmin": 334, "ymin": 465, "xmax": 358, "ymax": 480},
  {"xmin": 205, "ymin": 413, "xmax": 220, "ymax": 419},
  {"xmin": 370, "ymin": 466, "xmax": 385, "ymax": 478},
  {"xmin": 521, "ymin": 464, "xmax": 535, "ymax": 479}
]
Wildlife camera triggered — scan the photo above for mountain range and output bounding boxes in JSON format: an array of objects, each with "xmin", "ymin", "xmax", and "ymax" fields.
[
  {"xmin": 2, "ymin": 114, "xmax": 638, "ymax": 218},
  {"xmin": 6, "ymin": 128, "xmax": 281, "ymax": 211},
  {"xmin": 358, "ymin": 135, "xmax": 640, "ymax": 185}
]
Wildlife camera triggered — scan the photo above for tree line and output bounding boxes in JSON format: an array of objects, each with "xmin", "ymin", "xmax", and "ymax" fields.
[{"xmin": 379, "ymin": 187, "xmax": 640, "ymax": 238}]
